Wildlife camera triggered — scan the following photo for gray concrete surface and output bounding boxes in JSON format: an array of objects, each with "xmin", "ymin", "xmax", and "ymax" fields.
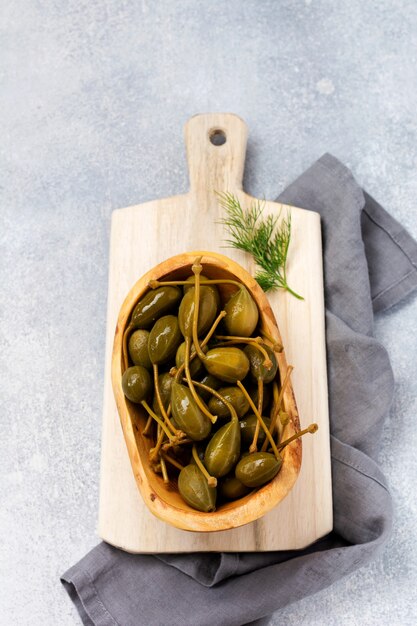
[{"xmin": 1, "ymin": 1, "xmax": 416, "ymax": 625}]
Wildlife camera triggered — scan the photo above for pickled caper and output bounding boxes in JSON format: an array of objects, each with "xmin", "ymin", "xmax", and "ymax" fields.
[
  {"xmin": 131, "ymin": 286, "xmax": 181, "ymax": 329},
  {"xmin": 235, "ymin": 451, "xmax": 282, "ymax": 488},
  {"xmin": 224, "ymin": 286, "xmax": 259, "ymax": 337},
  {"xmin": 244, "ymin": 343, "xmax": 278, "ymax": 383},
  {"xmin": 219, "ymin": 475, "xmax": 251, "ymax": 500},
  {"xmin": 183, "ymin": 274, "xmax": 221, "ymax": 309},
  {"xmin": 171, "ymin": 381, "xmax": 212, "ymax": 441},
  {"xmin": 178, "ymin": 464, "xmax": 216, "ymax": 512},
  {"xmin": 176, "ymin": 341, "xmax": 205, "ymax": 378},
  {"xmin": 204, "ymin": 418, "xmax": 241, "ymax": 478},
  {"xmin": 208, "ymin": 386, "xmax": 250, "ymax": 419},
  {"xmin": 128, "ymin": 330, "xmax": 152, "ymax": 369},
  {"xmin": 240, "ymin": 415, "xmax": 271, "ymax": 448},
  {"xmin": 121, "ymin": 365, "xmax": 153, "ymax": 403},
  {"xmin": 178, "ymin": 286, "xmax": 218, "ymax": 339},
  {"xmin": 152, "ymin": 372, "xmax": 173, "ymax": 415},
  {"xmin": 148, "ymin": 315, "xmax": 182, "ymax": 365},
  {"xmin": 203, "ymin": 347, "xmax": 250, "ymax": 383},
  {"xmin": 196, "ymin": 374, "xmax": 222, "ymax": 401}
]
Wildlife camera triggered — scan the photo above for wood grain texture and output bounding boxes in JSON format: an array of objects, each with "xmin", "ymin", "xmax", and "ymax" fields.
[{"xmin": 99, "ymin": 113, "xmax": 332, "ymax": 551}]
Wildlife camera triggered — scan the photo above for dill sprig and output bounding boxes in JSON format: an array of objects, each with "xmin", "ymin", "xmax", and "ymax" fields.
[{"xmin": 217, "ymin": 191, "xmax": 303, "ymax": 300}]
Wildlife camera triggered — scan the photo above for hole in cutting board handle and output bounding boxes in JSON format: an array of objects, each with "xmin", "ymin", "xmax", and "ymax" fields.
[{"xmin": 209, "ymin": 128, "xmax": 227, "ymax": 146}]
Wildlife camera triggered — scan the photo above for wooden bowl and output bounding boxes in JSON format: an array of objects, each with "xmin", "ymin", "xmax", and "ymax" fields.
[{"xmin": 111, "ymin": 251, "xmax": 301, "ymax": 532}]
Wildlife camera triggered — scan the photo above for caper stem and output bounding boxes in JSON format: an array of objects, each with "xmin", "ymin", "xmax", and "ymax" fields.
[
  {"xmin": 270, "ymin": 384, "xmax": 283, "ymax": 444},
  {"xmin": 192, "ymin": 445, "xmax": 217, "ymax": 488},
  {"xmin": 261, "ymin": 366, "xmax": 294, "ymax": 452},
  {"xmin": 141, "ymin": 400, "xmax": 175, "ymax": 442},
  {"xmin": 278, "ymin": 423, "xmax": 319, "ymax": 450},
  {"xmin": 183, "ymin": 378, "xmax": 239, "ymax": 423},
  {"xmin": 142, "ymin": 415, "xmax": 153, "ymax": 437},
  {"xmin": 149, "ymin": 427, "xmax": 165, "ymax": 462},
  {"xmin": 237, "ymin": 381, "xmax": 281, "ymax": 460},
  {"xmin": 153, "ymin": 364, "xmax": 182, "ymax": 437},
  {"xmin": 249, "ymin": 378, "xmax": 263, "ymax": 453},
  {"xmin": 161, "ymin": 452, "xmax": 184, "ymax": 471},
  {"xmin": 162, "ymin": 437, "xmax": 193, "ymax": 452},
  {"xmin": 122, "ymin": 323, "xmax": 134, "ymax": 371},
  {"xmin": 160, "ymin": 454, "xmax": 169, "ymax": 484},
  {"xmin": 183, "ymin": 337, "xmax": 217, "ymax": 424},
  {"xmin": 259, "ymin": 329, "xmax": 283, "ymax": 353},
  {"xmin": 191, "ymin": 257, "xmax": 207, "ymax": 362},
  {"xmin": 201, "ymin": 309, "xmax": 227, "ymax": 345},
  {"xmin": 148, "ymin": 279, "xmax": 243, "ymax": 289},
  {"xmin": 215, "ymin": 335, "xmax": 273, "ymax": 369}
]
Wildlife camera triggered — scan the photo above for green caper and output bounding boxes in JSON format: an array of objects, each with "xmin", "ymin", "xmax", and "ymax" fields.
[
  {"xmin": 178, "ymin": 286, "xmax": 218, "ymax": 338},
  {"xmin": 152, "ymin": 372, "xmax": 173, "ymax": 415},
  {"xmin": 196, "ymin": 374, "xmax": 222, "ymax": 401},
  {"xmin": 175, "ymin": 341, "xmax": 205, "ymax": 377},
  {"xmin": 204, "ymin": 419, "xmax": 241, "ymax": 478},
  {"xmin": 131, "ymin": 286, "xmax": 181, "ymax": 329},
  {"xmin": 148, "ymin": 315, "xmax": 182, "ymax": 365},
  {"xmin": 219, "ymin": 475, "xmax": 251, "ymax": 500},
  {"xmin": 235, "ymin": 451, "xmax": 282, "ymax": 488},
  {"xmin": 207, "ymin": 386, "xmax": 250, "ymax": 419},
  {"xmin": 178, "ymin": 464, "xmax": 216, "ymax": 512},
  {"xmin": 224, "ymin": 286, "xmax": 259, "ymax": 337},
  {"xmin": 240, "ymin": 415, "xmax": 271, "ymax": 448},
  {"xmin": 128, "ymin": 329, "xmax": 152, "ymax": 369},
  {"xmin": 158, "ymin": 372, "xmax": 174, "ymax": 404},
  {"xmin": 183, "ymin": 274, "xmax": 221, "ymax": 309},
  {"xmin": 203, "ymin": 347, "xmax": 250, "ymax": 383},
  {"xmin": 244, "ymin": 344, "xmax": 278, "ymax": 383},
  {"xmin": 171, "ymin": 381, "xmax": 211, "ymax": 441},
  {"xmin": 121, "ymin": 365, "xmax": 153, "ymax": 403}
]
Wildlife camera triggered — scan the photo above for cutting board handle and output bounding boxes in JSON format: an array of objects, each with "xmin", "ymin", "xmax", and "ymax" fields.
[{"xmin": 184, "ymin": 113, "xmax": 248, "ymax": 199}]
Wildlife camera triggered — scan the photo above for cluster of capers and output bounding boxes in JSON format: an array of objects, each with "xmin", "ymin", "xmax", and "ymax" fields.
[{"xmin": 121, "ymin": 257, "xmax": 317, "ymax": 513}]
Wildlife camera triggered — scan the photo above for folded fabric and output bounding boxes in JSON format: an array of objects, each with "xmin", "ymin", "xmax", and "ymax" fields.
[{"xmin": 61, "ymin": 154, "xmax": 417, "ymax": 626}]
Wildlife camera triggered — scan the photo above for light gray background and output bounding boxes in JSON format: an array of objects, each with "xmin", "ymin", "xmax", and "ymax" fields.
[{"xmin": 1, "ymin": 1, "xmax": 416, "ymax": 625}]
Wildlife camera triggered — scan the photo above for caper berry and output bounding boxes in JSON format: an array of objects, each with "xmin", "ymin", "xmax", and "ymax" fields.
[
  {"xmin": 235, "ymin": 452, "xmax": 282, "ymax": 488},
  {"xmin": 121, "ymin": 365, "xmax": 152, "ymax": 403},
  {"xmin": 131, "ymin": 286, "xmax": 181, "ymax": 329}
]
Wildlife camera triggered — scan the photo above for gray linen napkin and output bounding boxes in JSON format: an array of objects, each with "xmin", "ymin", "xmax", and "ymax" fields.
[{"xmin": 61, "ymin": 154, "xmax": 417, "ymax": 626}]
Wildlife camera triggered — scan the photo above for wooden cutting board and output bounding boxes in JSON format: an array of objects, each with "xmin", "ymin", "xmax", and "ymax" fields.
[{"xmin": 98, "ymin": 113, "xmax": 332, "ymax": 552}]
